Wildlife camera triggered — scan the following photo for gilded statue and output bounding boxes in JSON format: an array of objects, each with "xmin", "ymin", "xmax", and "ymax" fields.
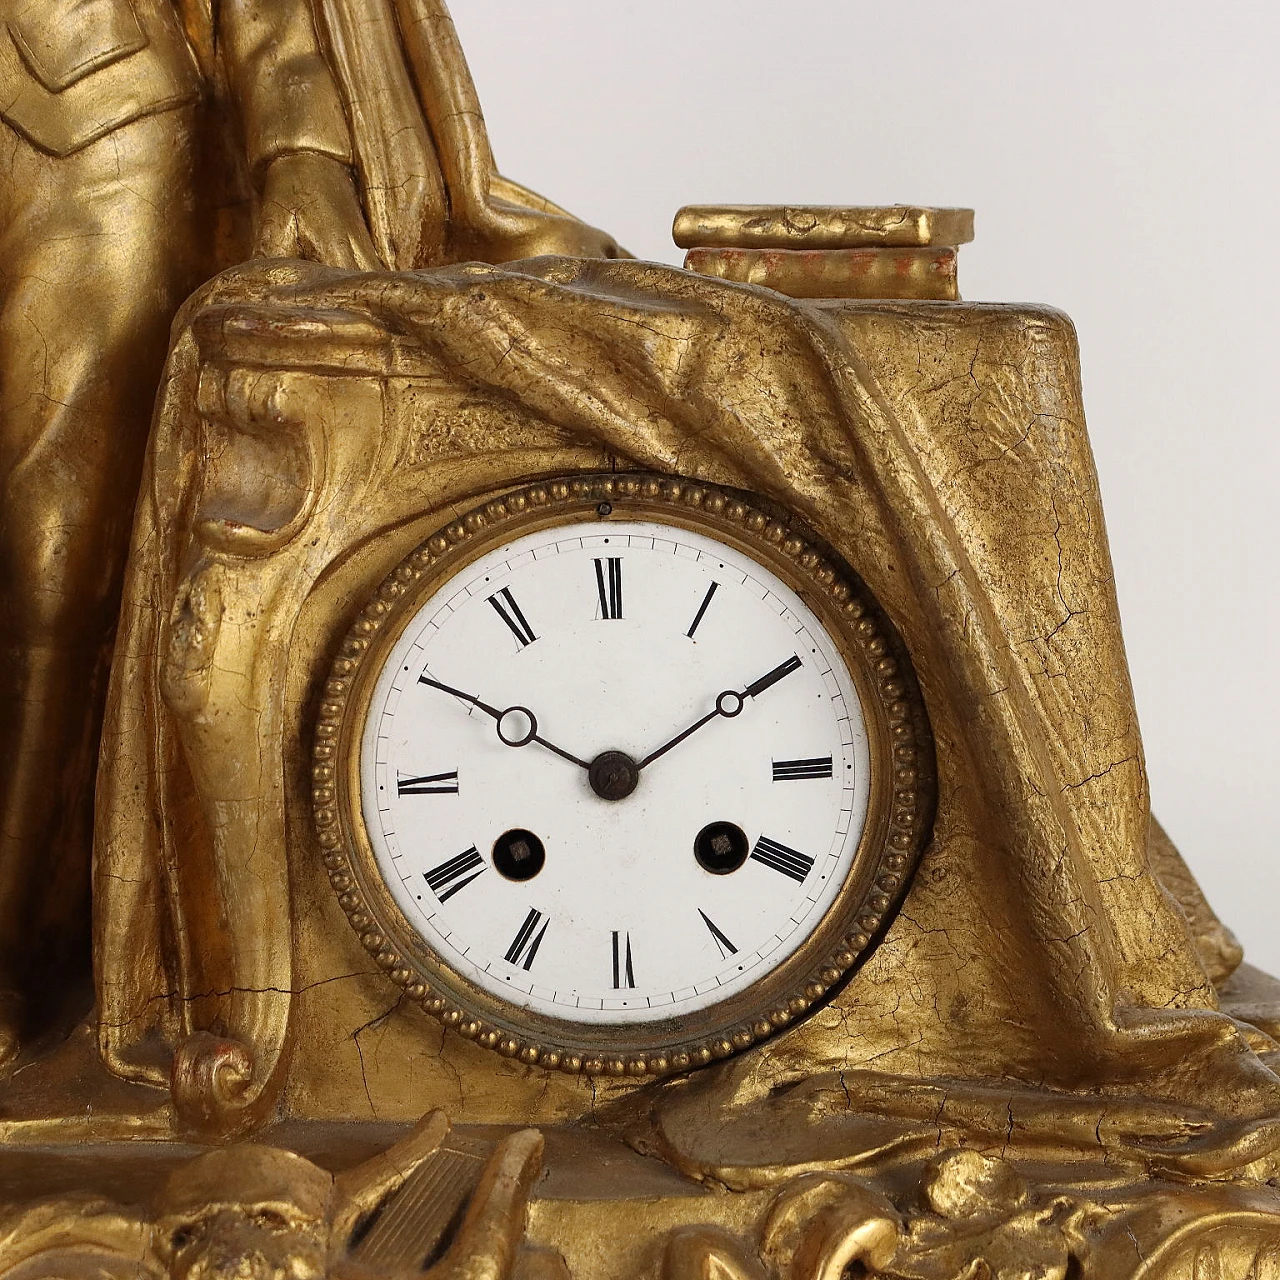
[
  {"xmin": 0, "ymin": 0, "xmax": 380, "ymax": 1064},
  {"xmin": 1, "ymin": 3, "xmax": 1279, "ymax": 1278},
  {"xmin": 0, "ymin": 0, "xmax": 618, "ymax": 1066}
]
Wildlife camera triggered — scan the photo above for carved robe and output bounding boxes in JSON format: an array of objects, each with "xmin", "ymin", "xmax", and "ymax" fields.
[{"xmin": 0, "ymin": 0, "xmax": 356, "ymax": 1049}]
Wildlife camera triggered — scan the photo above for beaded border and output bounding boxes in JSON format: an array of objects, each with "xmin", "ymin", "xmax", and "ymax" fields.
[{"xmin": 311, "ymin": 473, "xmax": 935, "ymax": 1077}]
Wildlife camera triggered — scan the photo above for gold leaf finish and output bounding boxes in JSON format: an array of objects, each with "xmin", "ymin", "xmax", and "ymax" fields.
[
  {"xmin": 683, "ymin": 246, "xmax": 960, "ymax": 301},
  {"xmin": 672, "ymin": 205, "xmax": 975, "ymax": 250},
  {"xmin": 0, "ymin": 2, "xmax": 1275, "ymax": 1277}
]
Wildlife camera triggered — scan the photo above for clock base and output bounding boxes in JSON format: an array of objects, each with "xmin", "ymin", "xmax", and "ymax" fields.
[
  {"xmin": 2, "ymin": 1101, "xmax": 1280, "ymax": 1280},
  {"xmin": 5, "ymin": 999, "xmax": 1280, "ymax": 1278}
]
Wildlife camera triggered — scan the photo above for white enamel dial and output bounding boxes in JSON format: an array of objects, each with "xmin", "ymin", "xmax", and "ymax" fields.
[{"xmin": 359, "ymin": 519, "xmax": 872, "ymax": 1026}]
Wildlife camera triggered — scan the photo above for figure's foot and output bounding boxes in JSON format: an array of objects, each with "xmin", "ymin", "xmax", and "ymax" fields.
[{"xmin": 0, "ymin": 989, "xmax": 24, "ymax": 1067}]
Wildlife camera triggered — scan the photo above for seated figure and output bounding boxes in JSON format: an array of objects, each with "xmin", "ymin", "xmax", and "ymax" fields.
[{"xmin": 0, "ymin": 0, "xmax": 618, "ymax": 1066}]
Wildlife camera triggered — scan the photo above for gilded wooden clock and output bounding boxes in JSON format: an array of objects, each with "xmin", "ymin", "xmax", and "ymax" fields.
[{"xmin": 316, "ymin": 474, "xmax": 935, "ymax": 1075}]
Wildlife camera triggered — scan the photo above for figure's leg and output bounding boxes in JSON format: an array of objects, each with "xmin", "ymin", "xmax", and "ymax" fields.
[{"xmin": 0, "ymin": 110, "xmax": 199, "ymax": 1060}]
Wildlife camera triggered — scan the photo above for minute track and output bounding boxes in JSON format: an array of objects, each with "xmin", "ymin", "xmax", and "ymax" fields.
[{"xmin": 379, "ymin": 535, "xmax": 857, "ymax": 1020}]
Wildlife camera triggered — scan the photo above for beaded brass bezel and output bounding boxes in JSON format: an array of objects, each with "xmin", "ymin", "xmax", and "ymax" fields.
[{"xmin": 312, "ymin": 474, "xmax": 935, "ymax": 1077}]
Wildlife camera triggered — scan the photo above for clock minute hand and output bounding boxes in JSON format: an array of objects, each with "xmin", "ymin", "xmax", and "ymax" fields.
[
  {"xmin": 418, "ymin": 675, "xmax": 590, "ymax": 770},
  {"xmin": 418, "ymin": 675, "xmax": 504, "ymax": 720},
  {"xmin": 636, "ymin": 654, "xmax": 803, "ymax": 770}
]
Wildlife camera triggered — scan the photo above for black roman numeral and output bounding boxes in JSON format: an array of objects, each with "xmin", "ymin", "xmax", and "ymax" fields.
[
  {"xmin": 686, "ymin": 581, "xmax": 719, "ymax": 638},
  {"xmin": 699, "ymin": 909, "xmax": 738, "ymax": 958},
  {"xmin": 594, "ymin": 557, "xmax": 623, "ymax": 620},
  {"xmin": 487, "ymin": 587, "xmax": 537, "ymax": 647},
  {"xmin": 772, "ymin": 756, "xmax": 833, "ymax": 782},
  {"xmin": 397, "ymin": 769, "xmax": 459, "ymax": 795},
  {"xmin": 750, "ymin": 835, "xmax": 815, "ymax": 883},
  {"xmin": 504, "ymin": 907, "xmax": 549, "ymax": 970},
  {"xmin": 423, "ymin": 847, "xmax": 485, "ymax": 902},
  {"xmin": 612, "ymin": 930, "xmax": 636, "ymax": 988}
]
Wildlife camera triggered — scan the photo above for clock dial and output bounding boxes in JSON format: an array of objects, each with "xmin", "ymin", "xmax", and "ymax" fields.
[
  {"xmin": 361, "ymin": 520, "xmax": 869, "ymax": 1025},
  {"xmin": 318, "ymin": 475, "xmax": 934, "ymax": 1074}
]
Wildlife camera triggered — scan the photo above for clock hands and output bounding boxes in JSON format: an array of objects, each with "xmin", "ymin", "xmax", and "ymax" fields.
[
  {"xmin": 742, "ymin": 653, "xmax": 803, "ymax": 698},
  {"xmin": 637, "ymin": 654, "xmax": 803, "ymax": 770},
  {"xmin": 634, "ymin": 700, "xmax": 731, "ymax": 770},
  {"xmin": 418, "ymin": 674, "xmax": 502, "ymax": 719},
  {"xmin": 418, "ymin": 652, "xmax": 802, "ymax": 791},
  {"xmin": 417, "ymin": 675, "xmax": 591, "ymax": 770}
]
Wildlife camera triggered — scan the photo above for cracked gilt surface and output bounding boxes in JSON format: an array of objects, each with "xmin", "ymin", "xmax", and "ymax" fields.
[{"xmin": 87, "ymin": 260, "xmax": 1280, "ymax": 1172}]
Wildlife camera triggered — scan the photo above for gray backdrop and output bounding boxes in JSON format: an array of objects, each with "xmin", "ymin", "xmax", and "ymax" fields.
[{"xmin": 453, "ymin": 1, "xmax": 1279, "ymax": 975}]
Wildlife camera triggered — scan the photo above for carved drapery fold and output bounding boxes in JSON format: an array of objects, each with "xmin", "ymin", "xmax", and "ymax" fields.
[{"xmin": 93, "ymin": 257, "xmax": 1278, "ymax": 1157}]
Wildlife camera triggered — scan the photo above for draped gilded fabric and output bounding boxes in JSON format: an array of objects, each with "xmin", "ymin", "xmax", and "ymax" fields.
[{"xmin": 93, "ymin": 255, "xmax": 1280, "ymax": 1164}]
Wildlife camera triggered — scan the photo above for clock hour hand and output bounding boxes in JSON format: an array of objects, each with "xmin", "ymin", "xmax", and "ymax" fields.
[
  {"xmin": 637, "ymin": 654, "xmax": 802, "ymax": 770},
  {"xmin": 418, "ymin": 675, "xmax": 590, "ymax": 770}
]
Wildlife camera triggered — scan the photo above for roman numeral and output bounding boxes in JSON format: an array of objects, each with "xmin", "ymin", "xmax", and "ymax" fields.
[
  {"xmin": 504, "ymin": 907, "xmax": 549, "ymax": 970},
  {"xmin": 750, "ymin": 835, "xmax": 815, "ymax": 883},
  {"xmin": 686, "ymin": 581, "xmax": 719, "ymax": 638},
  {"xmin": 594, "ymin": 557, "xmax": 623, "ymax": 620},
  {"xmin": 772, "ymin": 756, "xmax": 833, "ymax": 782},
  {"xmin": 397, "ymin": 769, "xmax": 459, "ymax": 795},
  {"xmin": 487, "ymin": 587, "xmax": 537, "ymax": 647},
  {"xmin": 423, "ymin": 847, "xmax": 485, "ymax": 902},
  {"xmin": 612, "ymin": 930, "xmax": 636, "ymax": 988},
  {"xmin": 699, "ymin": 909, "xmax": 738, "ymax": 958}
]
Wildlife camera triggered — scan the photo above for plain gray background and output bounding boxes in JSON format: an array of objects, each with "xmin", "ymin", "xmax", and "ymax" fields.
[{"xmin": 451, "ymin": 1, "xmax": 1279, "ymax": 974}]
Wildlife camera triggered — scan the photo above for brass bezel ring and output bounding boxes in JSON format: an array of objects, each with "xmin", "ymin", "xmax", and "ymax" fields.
[{"xmin": 312, "ymin": 473, "xmax": 935, "ymax": 1077}]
